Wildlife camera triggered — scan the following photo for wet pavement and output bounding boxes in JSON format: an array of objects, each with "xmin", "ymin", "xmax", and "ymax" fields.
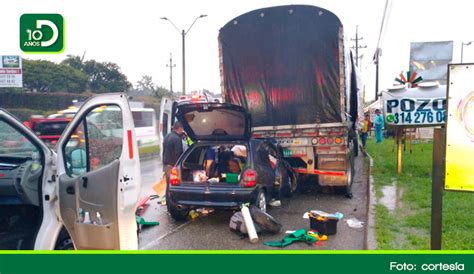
[{"xmin": 137, "ymin": 153, "xmax": 370, "ymax": 250}]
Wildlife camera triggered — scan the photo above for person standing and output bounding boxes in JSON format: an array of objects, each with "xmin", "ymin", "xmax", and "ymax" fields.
[
  {"xmin": 162, "ymin": 121, "xmax": 185, "ymax": 183},
  {"xmin": 360, "ymin": 113, "xmax": 370, "ymax": 148},
  {"xmin": 374, "ymin": 109, "xmax": 384, "ymax": 144}
]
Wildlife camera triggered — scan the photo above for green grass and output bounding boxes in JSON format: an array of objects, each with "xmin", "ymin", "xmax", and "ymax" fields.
[
  {"xmin": 138, "ymin": 145, "xmax": 160, "ymax": 157},
  {"xmin": 366, "ymin": 135, "xmax": 474, "ymax": 250}
]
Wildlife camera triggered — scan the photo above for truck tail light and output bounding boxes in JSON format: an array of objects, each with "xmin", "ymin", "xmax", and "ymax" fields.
[
  {"xmin": 335, "ymin": 137, "xmax": 343, "ymax": 144},
  {"xmin": 319, "ymin": 137, "xmax": 326, "ymax": 145},
  {"xmin": 170, "ymin": 167, "xmax": 180, "ymax": 186},
  {"xmin": 327, "ymin": 137, "xmax": 333, "ymax": 145},
  {"xmin": 242, "ymin": 169, "xmax": 256, "ymax": 187}
]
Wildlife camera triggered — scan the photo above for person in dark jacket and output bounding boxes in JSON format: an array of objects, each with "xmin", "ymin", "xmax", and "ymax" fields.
[{"xmin": 162, "ymin": 121, "xmax": 185, "ymax": 184}]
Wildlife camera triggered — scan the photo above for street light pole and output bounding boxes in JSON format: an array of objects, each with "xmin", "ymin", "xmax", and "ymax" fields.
[
  {"xmin": 161, "ymin": 15, "xmax": 207, "ymax": 95},
  {"xmin": 182, "ymin": 29, "xmax": 185, "ymax": 95},
  {"xmin": 461, "ymin": 41, "xmax": 473, "ymax": 63}
]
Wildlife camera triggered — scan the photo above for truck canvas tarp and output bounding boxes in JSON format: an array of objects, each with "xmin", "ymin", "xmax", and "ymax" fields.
[{"xmin": 218, "ymin": 5, "xmax": 346, "ymax": 127}]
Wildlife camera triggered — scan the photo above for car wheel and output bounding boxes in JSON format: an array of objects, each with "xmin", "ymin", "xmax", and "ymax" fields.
[
  {"xmin": 166, "ymin": 189, "xmax": 189, "ymax": 221},
  {"xmin": 254, "ymin": 188, "xmax": 267, "ymax": 212},
  {"xmin": 280, "ymin": 173, "xmax": 293, "ymax": 198}
]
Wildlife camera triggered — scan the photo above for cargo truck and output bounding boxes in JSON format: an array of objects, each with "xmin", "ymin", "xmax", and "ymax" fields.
[{"xmin": 218, "ymin": 5, "xmax": 363, "ymax": 197}]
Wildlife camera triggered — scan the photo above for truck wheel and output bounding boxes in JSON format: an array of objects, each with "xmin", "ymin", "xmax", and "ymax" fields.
[
  {"xmin": 345, "ymin": 156, "xmax": 355, "ymax": 199},
  {"xmin": 353, "ymin": 136, "xmax": 359, "ymax": 157}
]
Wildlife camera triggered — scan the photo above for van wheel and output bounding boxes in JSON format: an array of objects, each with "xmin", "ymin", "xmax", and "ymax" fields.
[
  {"xmin": 253, "ymin": 189, "xmax": 267, "ymax": 212},
  {"xmin": 56, "ymin": 237, "xmax": 74, "ymax": 250},
  {"xmin": 166, "ymin": 191, "xmax": 189, "ymax": 221}
]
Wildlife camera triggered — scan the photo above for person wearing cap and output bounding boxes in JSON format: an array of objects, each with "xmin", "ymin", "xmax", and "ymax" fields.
[{"xmin": 374, "ymin": 109, "xmax": 384, "ymax": 144}]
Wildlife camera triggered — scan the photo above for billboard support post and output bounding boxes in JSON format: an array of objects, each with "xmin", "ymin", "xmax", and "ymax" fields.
[
  {"xmin": 396, "ymin": 129, "xmax": 402, "ymax": 176},
  {"xmin": 431, "ymin": 128, "xmax": 445, "ymax": 250}
]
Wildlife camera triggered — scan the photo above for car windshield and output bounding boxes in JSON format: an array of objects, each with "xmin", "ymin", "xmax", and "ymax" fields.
[
  {"xmin": 33, "ymin": 120, "xmax": 69, "ymax": 136},
  {"xmin": 0, "ymin": 119, "xmax": 39, "ymax": 158}
]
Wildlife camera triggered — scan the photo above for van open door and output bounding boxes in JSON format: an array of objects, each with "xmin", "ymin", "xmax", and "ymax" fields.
[
  {"xmin": 56, "ymin": 93, "xmax": 141, "ymax": 250},
  {"xmin": 159, "ymin": 97, "xmax": 174, "ymax": 159}
]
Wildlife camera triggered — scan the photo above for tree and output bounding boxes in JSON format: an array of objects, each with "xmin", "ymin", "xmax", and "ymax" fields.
[
  {"xmin": 135, "ymin": 75, "xmax": 156, "ymax": 94},
  {"xmin": 22, "ymin": 59, "xmax": 88, "ymax": 93},
  {"xmin": 134, "ymin": 75, "xmax": 176, "ymax": 100},
  {"xmin": 61, "ymin": 54, "xmax": 84, "ymax": 71},
  {"xmin": 62, "ymin": 55, "xmax": 132, "ymax": 93}
]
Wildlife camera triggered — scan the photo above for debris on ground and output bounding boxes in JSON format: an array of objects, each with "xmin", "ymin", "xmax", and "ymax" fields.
[
  {"xmin": 264, "ymin": 229, "xmax": 316, "ymax": 248},
  {"xmin": 249, "ymin": 205, "xmax": 282, "ymax": 234},
  {"xmin": 152, "ymin": 177, "xmax": 167, "ymax": 197},
  {"xmin": 346, "ymin": 217, "xmax": 364, "ymax": 228},
  {"xmin": 269, "ymin": 199, "xmax": 282, "ymax": 208},
  {"xmin": 242, "ymin": 204, "xmax": 259, "ymax": 243},
  {"xmin": 135, "ymin": 195, "xmax": 160, "ymax": 233}
]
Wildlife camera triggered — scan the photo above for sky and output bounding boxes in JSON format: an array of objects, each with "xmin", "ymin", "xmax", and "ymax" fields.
[{"xmin": 2, "ymin": 0, "xmax": 474, "ymax": 102}]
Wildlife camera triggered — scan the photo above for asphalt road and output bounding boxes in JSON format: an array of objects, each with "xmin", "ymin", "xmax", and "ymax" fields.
[{"xmin": 137, "ymin": 153, "xmax": 369, "ymax": 250}]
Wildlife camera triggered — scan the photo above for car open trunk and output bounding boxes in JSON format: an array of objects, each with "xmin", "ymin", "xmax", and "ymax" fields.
[{"xmin": 179, "ymin": 143, "xmax": 249, "ymax": 186}]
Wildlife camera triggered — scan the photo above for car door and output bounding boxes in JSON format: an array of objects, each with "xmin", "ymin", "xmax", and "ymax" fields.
[
  {"xmin": 159, "ymin": 97, "xmax": 174, "ymax": 159},
  {"xmin": 56, "ymin": 93, "xmax": 141, "ymax": 250}
]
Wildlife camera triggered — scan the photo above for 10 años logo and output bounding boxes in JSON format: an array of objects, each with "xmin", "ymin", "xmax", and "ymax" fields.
[{"xmin": 20, "ymin": 14, "xmax": 64, "ymax": 53}]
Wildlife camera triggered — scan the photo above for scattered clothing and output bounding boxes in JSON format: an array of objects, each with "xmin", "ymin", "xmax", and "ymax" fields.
[{"xmin": 264, "ymin": 229, "xmax": 316, "ymax": 248}]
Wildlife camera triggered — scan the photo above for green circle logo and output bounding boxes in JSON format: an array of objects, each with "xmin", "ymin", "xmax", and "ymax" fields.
[{"xmin": 387, "ymin": 114, "xmax": 395, "ymax": 123}]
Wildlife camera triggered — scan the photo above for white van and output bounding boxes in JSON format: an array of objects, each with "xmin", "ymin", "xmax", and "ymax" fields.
[
  {"xmin": 0, "ymin": 93, "xmax": 141, "ymax": 250},
  {"xmin": 49, "ymin": 104, "xmax": 159, "ymax": 149}
]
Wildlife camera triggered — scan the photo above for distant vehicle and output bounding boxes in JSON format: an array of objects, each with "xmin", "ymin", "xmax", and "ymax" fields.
[
  {"xmin": 27, "ymin": 118, "xmax": 71, "ymax": 147},
  {"xmin": 166, "ymin": 102, "xmax": 295, "ymax": 221},
  {"xmin": 0, "ymin": 94, "xmax": 141, "ymax": 250},
  {"xmin": 219, "ymin": 5, "xmax": 363, "ymax": 197},
  {"xmin": 177, "ymin": 91, "xmax": 220, "ymax": 104},
  {"xmin": 49, "ymin": 103, "xmax": 159, "ymax": 148}
]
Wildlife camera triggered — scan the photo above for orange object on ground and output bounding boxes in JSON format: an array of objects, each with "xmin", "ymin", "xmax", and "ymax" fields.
[{"xmin": 153, "ymin": 176, "xmax": 167, "ymax": 197}]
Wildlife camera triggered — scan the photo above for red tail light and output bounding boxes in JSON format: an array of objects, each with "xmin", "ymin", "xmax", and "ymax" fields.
[
  {"xmin": 170, "ymin": 167, "xmax": 180, "ymax": 186},
  {"xmin": 319, "ymin": 137, "xmax": 326, "ymax": 145},
  {"xmin": 242, "ymin": 169, "xmax": 256, "ymax": 187},
  {"xmin": 327, "ymin": 137, "xmax": 334, "ymax": 145}
]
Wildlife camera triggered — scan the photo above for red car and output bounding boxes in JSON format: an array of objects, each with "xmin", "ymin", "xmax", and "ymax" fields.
[{"xmin": 27, "ymin": 118, "xmax": 71, "ymax": 147}]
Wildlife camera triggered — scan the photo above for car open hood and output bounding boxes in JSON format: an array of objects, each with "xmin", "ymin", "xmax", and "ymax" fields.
[{"xmin": 175, "ymin": 103, "xmax": 251, "ymax": 141}]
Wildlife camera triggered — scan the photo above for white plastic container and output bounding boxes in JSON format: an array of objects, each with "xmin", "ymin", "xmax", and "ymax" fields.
[{"xmin": 241, "ymin": 205, "xmax": 258, "ymax": 243}]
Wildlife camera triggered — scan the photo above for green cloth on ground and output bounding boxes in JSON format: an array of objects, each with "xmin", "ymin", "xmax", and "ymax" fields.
[
  {"xmin": 136, "ymin": 216, "xmax": 160, "ymax": 226},
  {"xmin": 264, "ymin": 229, "xmax": 316, "ymax": 248}
]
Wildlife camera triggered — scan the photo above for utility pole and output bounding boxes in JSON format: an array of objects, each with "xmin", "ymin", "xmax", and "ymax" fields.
[
  {"xmin": 166, "ymin": 53, "xmax": 176, "ymax": 93},
  {"xmin": 351, "ymin": 25, "xmax": 367, "ymax": 67}
]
